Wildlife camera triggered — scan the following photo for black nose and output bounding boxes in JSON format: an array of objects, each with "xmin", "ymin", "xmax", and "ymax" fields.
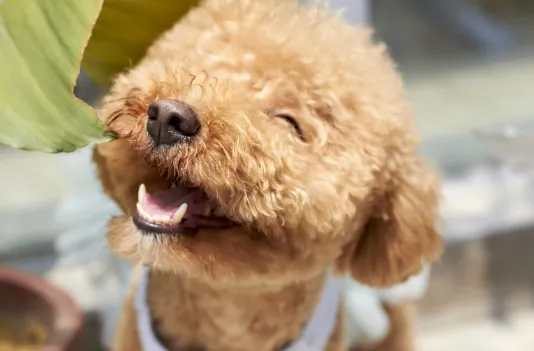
[{"xmin": 146, "ymin": 99, "xmax": 200, "ymax": 146}]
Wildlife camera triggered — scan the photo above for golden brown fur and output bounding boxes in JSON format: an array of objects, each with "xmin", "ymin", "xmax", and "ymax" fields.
[{"xmin": 93, "ymin": 0, "xmax": 442, "ymax": 350}]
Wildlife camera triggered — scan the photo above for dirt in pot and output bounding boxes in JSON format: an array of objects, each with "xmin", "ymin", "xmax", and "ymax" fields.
[{"xmin": 0, "ymin": 316, "xmax": 47, "ymax": 351}]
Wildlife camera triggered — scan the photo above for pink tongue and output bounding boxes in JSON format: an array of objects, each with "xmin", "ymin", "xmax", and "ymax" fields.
[{"xmin": 141, "ymin": 184, "xmax": 205, "ymax": 217}]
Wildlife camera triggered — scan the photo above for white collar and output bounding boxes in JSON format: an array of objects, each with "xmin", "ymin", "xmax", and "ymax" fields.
[{"xmin": 134, "ymin": 267, "xmax": 343, "ymax": 351}]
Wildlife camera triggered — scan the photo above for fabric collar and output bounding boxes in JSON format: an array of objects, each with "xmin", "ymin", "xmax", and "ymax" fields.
[{"xmin": 134, "ymin": 267, "xmax": 343, "ymax": 351}]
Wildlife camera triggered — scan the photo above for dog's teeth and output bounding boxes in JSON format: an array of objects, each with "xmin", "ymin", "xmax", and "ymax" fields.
[
  {"xmin": 158, "ymin": 215, "xmax": 170, "ymax": 223},
  {"xmin": 204, "ymin": 208, "xmax": 211, "ymax": 216},
  {"xmin": 171, "ymin": 204, "xmax": 188, "ymax": 224},
  {"xmin": 160, "ymin": 215, "xmax": 172, "ymax": 224},
  {"xmin": 138, "ymin": 184, "xmax": 147, "ymax": 202},
  {"xmin": 171, "ymin": 183, "xmax": 177, "ymax": 188},
  {"xmin": 136, "ymin": 203, "xmax": 151, "ymax": 220}
]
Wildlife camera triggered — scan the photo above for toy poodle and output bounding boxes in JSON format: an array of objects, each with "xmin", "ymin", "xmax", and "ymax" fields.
[{"xmin": 93, "ymin": 0, "xmax": 443, "ymax": 350}]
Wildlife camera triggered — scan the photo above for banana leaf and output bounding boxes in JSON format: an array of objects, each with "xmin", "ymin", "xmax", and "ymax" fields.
[
  {"xmin": 0, "ymin": 0, "xmax": 199, "ymax": 153},
  {"xmin": 83, "ymin": 0, "xmax": 199, "ymax": 87}
]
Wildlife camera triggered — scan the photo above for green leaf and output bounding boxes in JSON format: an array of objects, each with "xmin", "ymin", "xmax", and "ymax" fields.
[
  {"xmin": 0, "ymin": 0, "xmax": 108, "ymax": 153},
  {"xmin": 83, "ymin": 0, "xmax": 200, "ymax": 87},
  {"xmin": 0, "ymin": 0, "xmax": 199, "ymax": 153}
]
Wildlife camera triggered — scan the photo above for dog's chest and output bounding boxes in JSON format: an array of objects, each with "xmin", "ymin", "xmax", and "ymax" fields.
[
  {"xmin": 143, "ymin": 270, "xmax": 338, "ymax": 351},
  {"xmin": 148, "ymin": 288, "xmax": 310, "ymax": 350}
]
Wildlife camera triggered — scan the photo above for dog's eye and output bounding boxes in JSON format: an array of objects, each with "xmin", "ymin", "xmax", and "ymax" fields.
[{"xmin": 274, "ymin": 113, "xmax": 305, "ymax": 141}]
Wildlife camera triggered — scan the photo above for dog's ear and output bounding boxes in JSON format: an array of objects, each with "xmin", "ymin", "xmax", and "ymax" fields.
[{"xmin": 344, "ymin": 156, "xmax": 443, "ymax": 287}]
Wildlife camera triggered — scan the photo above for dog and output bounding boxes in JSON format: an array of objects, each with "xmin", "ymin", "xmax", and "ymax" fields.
[{"xmin": 93, "ymin": 0, "xmax": 443, "ymax": 350}]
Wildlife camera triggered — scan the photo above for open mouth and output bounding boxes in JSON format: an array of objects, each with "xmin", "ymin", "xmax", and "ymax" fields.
[{"xmin": 133, "ymin": 182, "xmax": 235, "ymax": 235}]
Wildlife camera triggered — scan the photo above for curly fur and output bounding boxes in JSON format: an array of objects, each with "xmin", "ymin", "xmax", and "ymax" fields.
[{"xmin": 93, "ymin": 0, "xmax": 443, "ymax": 350}]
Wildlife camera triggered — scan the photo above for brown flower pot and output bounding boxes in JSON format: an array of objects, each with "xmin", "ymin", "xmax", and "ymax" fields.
[{"xmin": 0, "ymin": 267, "xmax": 83, "ymax": 351}]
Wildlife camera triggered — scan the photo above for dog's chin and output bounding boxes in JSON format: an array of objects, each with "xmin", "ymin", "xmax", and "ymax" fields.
[
  {"xmin": 107, "ymin": 181, "xmax": 331, "ymax": 286},
  {"xmin": 107, "ymin": 179, "xmax": 241, "ymax": 277},
  {"xmin": 108, "ymin": 217, "xmax": 242, "ymax": 279},
  {"xmin": 108, "ymin": 216, "xmax": 332, "ymax": 288}
]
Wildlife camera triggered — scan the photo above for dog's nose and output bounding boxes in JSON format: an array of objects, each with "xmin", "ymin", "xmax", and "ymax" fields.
[{"xmin": 146, "ymin": 99, "xmax": 200, "ymax": 146}]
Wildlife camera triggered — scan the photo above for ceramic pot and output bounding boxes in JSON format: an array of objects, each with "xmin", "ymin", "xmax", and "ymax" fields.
[{"xmin": 0, "ymin": 267, "xmax": 83, "ymax": 351}]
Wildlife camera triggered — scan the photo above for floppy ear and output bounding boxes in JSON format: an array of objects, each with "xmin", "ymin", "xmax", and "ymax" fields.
[{"xmin": 348, "ymin": 156, "xmax": 443, "ymax": 287}]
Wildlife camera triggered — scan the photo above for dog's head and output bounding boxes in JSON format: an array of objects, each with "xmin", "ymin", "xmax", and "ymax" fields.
[{"xmin": 94, "ymin": 0, "xmax": 442, "ymax": 288}]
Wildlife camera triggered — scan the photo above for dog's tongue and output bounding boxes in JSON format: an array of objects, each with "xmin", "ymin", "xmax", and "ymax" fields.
[{"xmin": 138, "ymin": 184, "xmax": 208, "ymax": 218}]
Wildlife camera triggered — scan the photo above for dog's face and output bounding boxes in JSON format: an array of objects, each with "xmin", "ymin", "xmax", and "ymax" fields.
[{"xmin": 94, "ymin": 0, "xmax": 442, "ymax": 288}]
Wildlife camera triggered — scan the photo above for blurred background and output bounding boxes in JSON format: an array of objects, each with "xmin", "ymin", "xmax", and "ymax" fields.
[{"xmin": 1, "ymin": 0, "xmax": 534, "ymax": 350}]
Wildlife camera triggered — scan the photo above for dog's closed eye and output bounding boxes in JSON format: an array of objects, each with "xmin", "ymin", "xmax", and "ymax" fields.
[{"xmin": 274, "ymin": 113, "xmax": 305, "ymax": 141}]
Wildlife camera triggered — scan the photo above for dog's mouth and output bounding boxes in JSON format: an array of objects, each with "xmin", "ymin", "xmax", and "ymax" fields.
[{"xmin": 133, "ymin": 182, "xmax": 235, "ymax": 235}]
